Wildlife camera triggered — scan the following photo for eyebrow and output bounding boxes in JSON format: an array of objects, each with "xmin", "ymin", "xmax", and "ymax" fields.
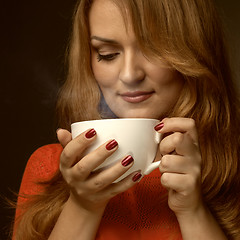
[{"xmin": 90, "ymin": 36, "xmax": 118, "ymax": 44}]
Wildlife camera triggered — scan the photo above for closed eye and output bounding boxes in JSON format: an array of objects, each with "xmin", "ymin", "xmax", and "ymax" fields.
[{"xmin": 97, "ymin": 52, "xmax": 120, "ymax": 62}]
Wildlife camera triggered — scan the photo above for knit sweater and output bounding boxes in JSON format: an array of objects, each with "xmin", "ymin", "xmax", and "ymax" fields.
[{"xmin": 15, "ymin": 144, "xmax": 182, "ymax": 239}]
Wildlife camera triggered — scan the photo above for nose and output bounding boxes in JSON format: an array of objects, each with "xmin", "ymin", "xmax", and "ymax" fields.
[{"xmin": 119, "ymin": 51, "xmax": 145, "ymax": 85}]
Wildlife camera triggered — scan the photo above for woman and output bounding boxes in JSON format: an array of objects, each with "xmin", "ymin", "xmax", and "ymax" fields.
[{"xmin": 13, "ymin": 0, "xmax": 240, "ymax": 239}]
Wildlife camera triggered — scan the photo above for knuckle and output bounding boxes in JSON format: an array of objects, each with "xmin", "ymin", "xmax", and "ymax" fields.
[
  {"xmin": 60, "ymin": 149, "xmax": 72, "ymax": 165},
  {"xmin": 161, "ymin": 155, "xmax": 169, "ymax": 169},
  {"xmin": 96, "ymin": 148, "xmax": 109, "ymax": 159},
  {"xmin": 75, "ymin": 134, "xmax": 89, "ymax": 147},
  {"xmin": 69, "ymin": 182, "xmax": 85, "ymax": 197},
  {"xmin": 64, "ymin": 175, "xmax": 74, "ymax": 187},
  {"xmin": 161, "ymin": 173, "xmax": 169, "ymax": 186},
  {"xmin": 192, "ymin": 165, "xmax": 201, "ymax": 178},
  {"xmin": 93, "ymin": 178, "xmax": 105, "ymax": 190},
  {"xmin": 93, "ymin": 143, "xmax": 114, "ymax": 159},
  {"xmin": 75, "ymin": 188, "xmax": 85, "ymax": 197},
  {"xmin": 172, "ymin": 132, "xmax": 183, "ymax": 145},
  {"xmin": 187, "ymin": 118, "xmax": 196, "ymax": 130},
  {"xmin": 159, "ymin": 141, "xmax": 166, "ymax": 154},
  {"xmin": 75, "ymin": 162, "xmax": 87, "ymax": 176},
  {"xmin": 110, "ymin": 175, "xmax": 136, "ymax": 196},
  {"xmin": 187, "ymin": 174, "xmax": 198, "ymax": 190},
  {"xmin": 74, "ymin": 131, "xmax": 95, "ymax": 151},
  {"xmin": 110, "ymin": 184, "xmax": 125, "ymax": 197}
]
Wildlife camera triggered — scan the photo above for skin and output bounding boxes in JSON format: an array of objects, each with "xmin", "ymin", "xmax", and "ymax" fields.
[
  {"xmin": 49, "ymin": 0, "xmax": 227, "ymax": 239},
  {"xmin": 90, "ymin": 0, "xmax": 184, "ymax": 119}
]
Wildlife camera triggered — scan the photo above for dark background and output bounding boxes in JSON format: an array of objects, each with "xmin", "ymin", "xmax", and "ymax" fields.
[{"xmin": 1, "ymin": 1, "xmax": 239, "ymax": 239}]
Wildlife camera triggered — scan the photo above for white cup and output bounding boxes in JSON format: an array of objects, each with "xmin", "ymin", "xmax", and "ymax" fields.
[{"xmin": 71, "ymin": 118, "xmax": 161, "ymax": 182}]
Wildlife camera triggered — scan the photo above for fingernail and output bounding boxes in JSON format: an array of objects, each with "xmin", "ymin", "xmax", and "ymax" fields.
[
  {"xmin": 132, "ymin": 172, "xmax": 142, "ymax": 182},
  {"xmin": 121, "ymin": 155, "xmax": 134, "ymax": 167},
  {"xmin": 154, "ymin": 122, "xmax": 164, "ymax": 131},
  {"xmin": 106, "ymin": 140, "xmax": 118, "ymax": 150},
  {"xmin": 85, "ymin": 129, "xmax": 96, "ymax": 139}
]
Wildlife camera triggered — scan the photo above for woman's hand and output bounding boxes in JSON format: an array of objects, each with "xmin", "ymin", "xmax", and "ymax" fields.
[
  {"xmin": 155, "ymin": 117, "xmax": 202, "ymax": 217},
  {"xmin": 155, "ymin": 118, "xmax": 227, "ymax": 239},
  {"xmin": 49, "ymin": 128, "xmax": 141, "ymax": 239},
  {"xmin": 57, "ymin": 128, "xmax": 141, "ymax": 213}
]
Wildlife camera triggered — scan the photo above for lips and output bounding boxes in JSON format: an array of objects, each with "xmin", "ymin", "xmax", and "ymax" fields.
[{"xmin": 120, "ymin": 91, "xmax": 154, "ymax": 103}]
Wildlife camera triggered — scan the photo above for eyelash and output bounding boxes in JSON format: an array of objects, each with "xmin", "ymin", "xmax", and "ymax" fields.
[{"xmin": 97, "ymin": 53, "xmax": 119, "ymax": 62}]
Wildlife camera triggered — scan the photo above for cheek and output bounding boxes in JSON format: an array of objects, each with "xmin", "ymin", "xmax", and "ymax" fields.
[
  {"xmin": 154, "ymin": 69, "xmax": 184, "ymax": 92},
  {"xmin": 92, "ymin": 61, "xmax": 118, "ymax": 87},
  {"xmin": 150, "ymin": 67, "xmax": 175, "ymax": 84}
]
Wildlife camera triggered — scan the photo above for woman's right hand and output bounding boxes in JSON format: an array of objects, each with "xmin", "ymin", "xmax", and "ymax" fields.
[{"xmin": 57, "ymin": 128, "xmax": 141, "ymax": 214}]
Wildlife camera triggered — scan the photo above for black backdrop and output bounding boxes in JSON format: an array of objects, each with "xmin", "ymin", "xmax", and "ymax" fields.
[
  {"xmin": 1, "ymin": 1, "xmax": 239, "ymax": 239},
  {"xmin": 1, "ymin": 1, "xmax": 76, "ymax": 239}
]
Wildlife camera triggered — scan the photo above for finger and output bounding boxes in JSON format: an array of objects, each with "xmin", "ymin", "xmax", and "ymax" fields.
[
  {"xmin": 71, "ymin": 139, "xmax": 119, "ymax": 180},
  {"xmin": 84, "ymin": 155, "xmax": 135, "ymax": 191},
  {"xmin": 160, "ymin": 153, "xmax": 201, "ymax": 174},
  {"xmin": 160, "ymin": 131, "xmax": 199, "ymax": 156},
  {"xmin": 161, "ymin": 172, "xmax": 197, "ymax": 194},
  {"xmin": 156, "ymin": 118, "xmax": 198, "ymax": 144},
  {"xmin": 60, "ymin": 128, "xmax": 97, "ymax": 169},
  {"xmin": 160, "ymin": 154, "xmax": 190, "ymax": 174},
  {"xmin": 57, "ymin": 129, "xmax": 72, "ymax": 147},
  {"xmin": 101, "ymin": 171, "xmax": 142, "ymax": 198},
  {"xmin": 160, "ymin": 132, "xmax": 183, "ymax": 155}
]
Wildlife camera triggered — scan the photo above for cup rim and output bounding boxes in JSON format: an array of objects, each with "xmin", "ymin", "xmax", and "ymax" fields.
[{"xmin": 71, "ymin": 118, "xmax": 159, "ymax": 126}]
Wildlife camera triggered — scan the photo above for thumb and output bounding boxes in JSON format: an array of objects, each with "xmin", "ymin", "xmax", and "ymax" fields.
[{"xmin": 56, "ymin": 128, "xmax": 72, "ymax": 147}]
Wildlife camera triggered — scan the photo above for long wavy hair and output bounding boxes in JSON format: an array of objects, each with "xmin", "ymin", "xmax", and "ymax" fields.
[{"xmin": 13, "ymin": 0, "xmax": 240, "ymax": 239}]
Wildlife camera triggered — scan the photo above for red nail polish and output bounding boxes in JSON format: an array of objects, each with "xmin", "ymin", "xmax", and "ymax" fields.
[
  {"xmin": 121, "ymin": 155, "xmax": 134, "ymax": 167},
  {"xmin": 85, "ymin": 129, "xmax": 96, "ymax": 139},
  {"xmin": 106, "ymin": 140, "xmax": 118, "ymax": 150},
  {"xmin": 154, "ymin": 122, "xmax": 164, "ymax": 131},
  {"xmin": 132, "ymin": 172, "xmax": 142, "ymax": 182}
]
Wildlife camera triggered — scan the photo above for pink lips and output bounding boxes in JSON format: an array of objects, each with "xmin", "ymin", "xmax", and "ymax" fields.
[{"xmin": 120, "ymin": 91, "xmax": 154, "ymax": 103}]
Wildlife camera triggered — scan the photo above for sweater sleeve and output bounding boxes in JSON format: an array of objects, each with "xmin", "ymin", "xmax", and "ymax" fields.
[
  {"xmin": 13, "ymin": 144, "xmax": 63, "ymax": 238},
  {"xmin": 17, "ymin": 144, "xmax": 63, "ymax": 197}
]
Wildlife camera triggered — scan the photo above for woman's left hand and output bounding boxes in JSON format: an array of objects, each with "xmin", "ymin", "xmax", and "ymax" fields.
[{"xmin": 155, "ymin": 117, "xmax": 203, "ymax": 218}]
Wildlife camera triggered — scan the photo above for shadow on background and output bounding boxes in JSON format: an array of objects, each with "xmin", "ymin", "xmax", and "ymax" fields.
[
  {"xmin": 0, "ymin": 0, "xmax": 239, "ymax": 239},
  {"xmin": 1, "ymin": 1, "xmax": 76, "ymax": 239}
]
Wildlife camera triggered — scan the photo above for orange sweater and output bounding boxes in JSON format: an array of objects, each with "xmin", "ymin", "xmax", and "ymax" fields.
[{"xmin": 15, "ymin": 144, "xmax": 182, "ymax": 240}]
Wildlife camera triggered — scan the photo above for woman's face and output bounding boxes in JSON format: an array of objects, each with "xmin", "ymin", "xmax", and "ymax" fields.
[{"xmin": 89, "ymin": 0, "xmax": 184, "ymax": 119}]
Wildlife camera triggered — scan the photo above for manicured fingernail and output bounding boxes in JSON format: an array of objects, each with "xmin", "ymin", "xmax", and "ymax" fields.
[
  {"xmin": 85, "ymin": 129, "xmax": 96, "ymax": 139},
  {"xmin": 106, "ymin": 140, "xmax": 118, "ymax": 150},
  {"xmin": 121, "ymin": 155, "xmax": 134, "ymax": 167},
  {"xmin": 154, "ymin": 122, "xmax": 164, "ymax": 131},
  {"xmin": 132, "ymin": 172, "xmax": 142, "ymax": 182}
]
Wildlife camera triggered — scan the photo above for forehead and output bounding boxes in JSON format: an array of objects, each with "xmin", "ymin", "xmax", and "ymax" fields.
[{"xmin": 89, "ymin": 0, "xmax": 130, "ymax": 37}]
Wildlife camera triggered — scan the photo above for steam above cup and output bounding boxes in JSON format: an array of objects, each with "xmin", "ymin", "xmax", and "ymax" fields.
[{"xmin": 71, "ymin": 118, "xmax": 161, "ymax": 182}]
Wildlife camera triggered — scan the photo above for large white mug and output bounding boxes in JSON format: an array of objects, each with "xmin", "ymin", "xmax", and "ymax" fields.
[{"xmin": 71, "ymin": 118, "xmax": 161, "ymax": 182}]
